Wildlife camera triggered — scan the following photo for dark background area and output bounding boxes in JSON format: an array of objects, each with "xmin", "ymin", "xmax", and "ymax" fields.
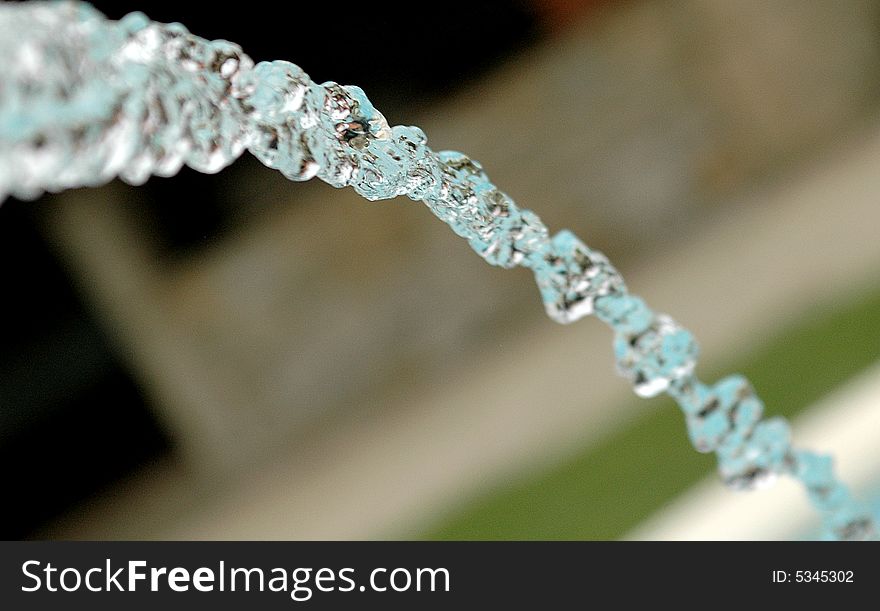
[{"xmin": 0, "ymin": 0, "xmax": 544, "ymax": 539}]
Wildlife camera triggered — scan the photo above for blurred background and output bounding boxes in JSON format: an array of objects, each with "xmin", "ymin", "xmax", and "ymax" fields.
[{"xmin": 2, "ymin": 0, "xmax": 880, "ymax": 540}]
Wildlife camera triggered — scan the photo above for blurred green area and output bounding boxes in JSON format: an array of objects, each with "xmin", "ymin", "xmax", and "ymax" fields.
[{"xmin": 424, "ymin": 284, "xmax": 880, "ymax": 540}]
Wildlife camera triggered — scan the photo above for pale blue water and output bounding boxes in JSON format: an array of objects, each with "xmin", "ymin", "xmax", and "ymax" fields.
[
  {"xmin": 799, "ymin": 479, "xmax": 880, "ymax": 540},
  {"xmin": 2, "ymin": 0, "xmax": 874, "ymax": 540}
]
